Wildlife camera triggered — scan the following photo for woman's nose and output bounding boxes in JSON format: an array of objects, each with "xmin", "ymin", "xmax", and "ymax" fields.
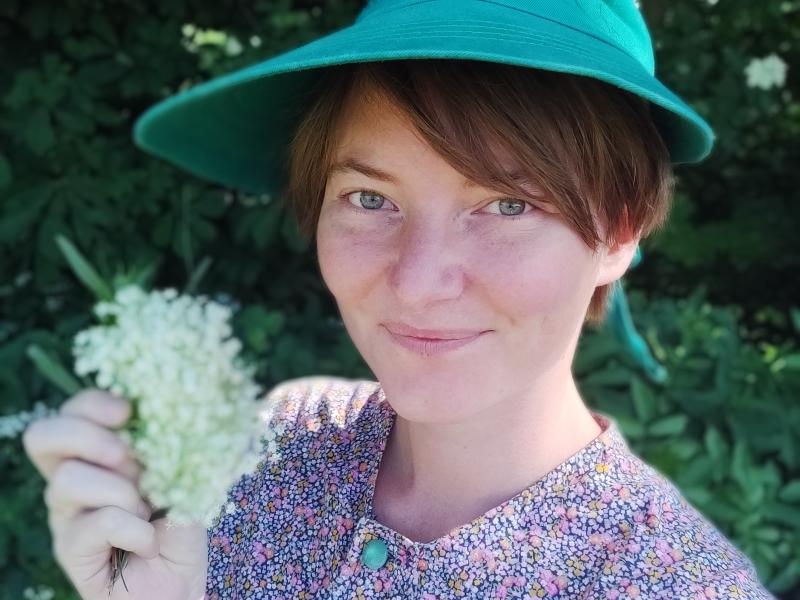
[{"xmin": 387, "ymin": 221, "xmax": 465, "ymax": 308}]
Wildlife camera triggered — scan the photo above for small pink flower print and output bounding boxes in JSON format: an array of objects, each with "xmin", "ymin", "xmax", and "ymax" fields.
[
  {"xmin": 702, "ymin": 586, "xmax": 718, "ymax": 599},
  {"xmin": 502, "ymin": 575, "xmax": 525, "ymax": 588},
  {"xmin": 252, "ymin": 541, "xmax": 274, "ymax": 564},
  {"xmin": 626, "ymin": 583, "xmax": 640, "ymax": 597}
]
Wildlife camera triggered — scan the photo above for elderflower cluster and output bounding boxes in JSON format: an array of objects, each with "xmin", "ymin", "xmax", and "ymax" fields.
[
  {"xmin": 744, "ymin": 53, "xmax": 788, "ymax": 90},
  {"xmin": 72, "ymin": 284, "xmax": 270, "ymax": 528}
]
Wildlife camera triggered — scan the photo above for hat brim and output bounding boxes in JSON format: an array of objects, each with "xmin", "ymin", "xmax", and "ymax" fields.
[{"xmin": 133, "ymin": 3, "xmax": 715, "ymax": 196}]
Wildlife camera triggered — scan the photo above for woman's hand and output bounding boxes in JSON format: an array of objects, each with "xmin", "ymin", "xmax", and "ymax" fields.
[{"xmin": 22, "ymin": 389, "xmax": 208, "ymax": 600}]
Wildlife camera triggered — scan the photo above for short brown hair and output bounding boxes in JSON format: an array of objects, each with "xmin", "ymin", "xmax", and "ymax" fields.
[{"xmin": 284, "ymin": 59, "xmax": 674, "ymax": 326}]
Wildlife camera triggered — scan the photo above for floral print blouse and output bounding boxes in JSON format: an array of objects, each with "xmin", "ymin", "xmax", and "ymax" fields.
[{"xmin": 205, "ymin": 376, "xmax": 774, "ymax": 599}]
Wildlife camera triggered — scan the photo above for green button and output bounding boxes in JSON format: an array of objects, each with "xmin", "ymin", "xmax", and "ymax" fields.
[{"xmin": 360, "ymin": 538, "xmax": 389, "ymax": 570}]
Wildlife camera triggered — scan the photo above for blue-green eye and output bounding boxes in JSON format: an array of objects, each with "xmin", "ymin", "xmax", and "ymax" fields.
[
  {"xmin": 484, "ymin": 198, "xmax": 537, "ymax": 218},
  {"xmin": 343, "ymin": 190, "xmax": 397, "ymax": 211}
]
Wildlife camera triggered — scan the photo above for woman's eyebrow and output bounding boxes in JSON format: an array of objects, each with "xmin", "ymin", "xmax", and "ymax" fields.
[
  {"xmin": 328, "ymin": 157, "xmax": 397, "ymax": 183},
  {"xmin": 328, "ymin": 156, "xmax": 537, "ymax": 190}
]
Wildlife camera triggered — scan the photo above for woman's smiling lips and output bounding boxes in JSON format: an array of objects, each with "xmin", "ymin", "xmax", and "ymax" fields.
[{"xmin": 381, "ymin": 321, "xmax": 491, "ymax": 356}]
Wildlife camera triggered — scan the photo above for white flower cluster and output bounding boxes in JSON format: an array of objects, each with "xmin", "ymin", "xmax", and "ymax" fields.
[
  {"xmin": 22, "ymin": 585, "xmax": 55, "ymax": 600},
  {"xmin": 72, "ymin": 284, "xmax": 270, "ymax": 528},
  {"xmin": 744, "ymin": 53, "xmax": 788, "ymax": 90}
]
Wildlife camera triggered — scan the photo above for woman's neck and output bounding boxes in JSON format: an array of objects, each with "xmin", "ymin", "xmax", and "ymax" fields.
[{"xmin": 371, "ymin": 376, "xmax": 602, "ymax": 543}]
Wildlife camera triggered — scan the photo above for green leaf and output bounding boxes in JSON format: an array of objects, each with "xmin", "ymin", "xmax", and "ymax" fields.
[
  {"xmin": 778, "ymin": 480, "xmax": 800, "ymax": 503},
  {"xmin": 648, "ymin": 414, "xmax": 689, "ymax": 437},
  {"xmin": 0, "ymin": 186, "xmax": 49, "ymax": 243},
  {"xmin": 631, "ymin": 376, "xmax": 657, "ymax": 422},
  {"xmin": 580, "ymin": 367, "xmax": 633, "ymax": 387},
  {"xmin": 55, "ymin": 234, "xmax": 114, "ymax": 301},
  {"xmin": 24, "ymin": 107, "xmax": 56, "ymax": 154},
  {"xmin": 752, "ymin": 526, "xmax": 782, "ymax": 543},
  {"xmin": 779, "ymin": 353, "xmax": 800, "ymax": 371},
  {"xmin": 152, "ymin": 213, "xmax": 174, "ymax": 247},
  {"xmin": 614, "ymin": 415, "xmax": 645, "ymax": 439},
  {"xmin": 26, "ymin": 344, "xmax": 82, "ymax": 396},
  {"xmin": 731, "ymin": 442, "xmax": 753, "ymax": 489},
  {"xmin": 764, "ymin": 502, "xmax": 800, "ymax": 530},
  {"xmin": 184, "ymin": 256, "xmax": 213, "ymax": 295},
  {"xmin": 704, "ymin": 426, "xmax": 728, "ymax": 461}
]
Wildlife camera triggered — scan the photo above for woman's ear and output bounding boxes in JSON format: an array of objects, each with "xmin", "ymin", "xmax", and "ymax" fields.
[{"xmin": 594, "ymin": 234, "xmax": 642, "ymax": 288}]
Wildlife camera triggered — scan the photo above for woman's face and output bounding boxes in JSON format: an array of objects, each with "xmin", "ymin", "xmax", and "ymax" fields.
[{"xmin": 316, "ymin": 91, "xmax": 625, "ymax": 424}]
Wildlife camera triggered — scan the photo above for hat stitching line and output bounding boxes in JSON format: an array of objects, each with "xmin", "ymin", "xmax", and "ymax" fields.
[
  {"xmin": 476, "ymin": 0, "xmax": 647, "ymax": 69},
  {"xmin": 290, "ymin": 19, "xmax": 638, "ymax": 69},
  {"xmin": 354, "ymin": 0, "xmax": 647, "ymax": 71},
  {"xmin": 320, "ymin": 29, "xmax": 633, "ymax": 67},
  {"xmin": 316, "ymin": 24, "xmax": 650, "ymax": 80}
]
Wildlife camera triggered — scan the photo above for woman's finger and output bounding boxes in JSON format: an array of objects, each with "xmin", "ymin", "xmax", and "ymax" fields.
[
  {"xmin": 23, "ymin": 414, "xmax": 138, "ymax": 481},
  {"xmin": 45, "ymin": 459, "xmax": 152, "ymax": 528},
  {"xmin": 59, "ymin": 388, "xmax": 131, "ymax": 427},
  {"xmin": 53, "ymin": 504, "xmax": 160, "ymax": 575}
]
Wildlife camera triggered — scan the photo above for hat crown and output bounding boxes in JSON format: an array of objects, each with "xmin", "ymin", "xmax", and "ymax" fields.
[{"xmin": 356, "ymin": 0, "xmax": 655, "ymax": 74}]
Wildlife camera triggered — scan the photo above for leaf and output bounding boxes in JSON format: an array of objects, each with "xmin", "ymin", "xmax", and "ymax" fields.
[
  {"xmin": 54, "ymin": 109, "xmax": 95, "ymax": 135},
  {"xmin": 24, "ymin": 107, "xmax": 56, "ymax": 154},
  {"xmin": 779, "ymin": 353, "xmax": 800, "ymax": 370},
  {"xmin": 614, "ymin": 415, "xmax": 645, "ymax": 440},
  {"xmin": 790, "ymin": 307, "xmax": 800, "ymax": 334},
  {"xmin": 752, "ymin": 527, "xmax": 782, "ymax": 543},
  {"xmin": 764, "ymin": 502, "xmax": 800, "ymax": 530},
  {"xmin": 580, "ymin": 367, "xmax": 633, "ymax": 387},
  {"xmin": 704, "ymin": 426, "xmax": 728, "ymax": 461},
  {"xmin": 26, "ymin": 344, "xmax": 82, "ymax": 396},
  {"xmin": 731, "ymin": 441, "xmax": 753, "ymax": 489},
  {"xmin": 631, "ymin": 376, "xmax": 657, "ymax": 422},
  {"xmin": 0, "ymin": 186, "xmax": 50, "ymax": 243},
  {"xmin": 674, "ymin": 455, "xmax": 715, "ymax": 486},
  {"xmin": 184, "ymin": 256, "xmax": 213, "ymax": 295},
  {"xmin": 648, "ymin": 414, "xmax": 689, "ymax": 437},
  {"xmin": 778, "ymin": 480, "xmax": 800, "ymax": 503},
  {"xmin": 152, "ymin": 213, "xmax": 174, "ymax": 247},
  {"xmin": 55, "ymin": 234, "xmax": 114, "ymax": 301}
]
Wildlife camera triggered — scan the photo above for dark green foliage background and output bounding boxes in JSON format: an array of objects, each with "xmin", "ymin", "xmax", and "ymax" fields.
[{"xmin": 0, "ymin": 1, "xmax": 798, "ymax": 598}]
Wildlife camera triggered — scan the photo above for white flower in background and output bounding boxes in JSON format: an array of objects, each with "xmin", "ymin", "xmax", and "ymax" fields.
[
  {"xmin": 744, "ymin": 53, "xmax": 788, "ymax": 90},
  {"xmin": 23, "ymin": 586, "xmax": 55, "ymax": 600},
  {"xmin": 72, "ymin": 284, "xmax": 272, "ymax": 528},
  {"xmin": 0, "ymin": 402, "xmax": 57, "ymax": 440}
]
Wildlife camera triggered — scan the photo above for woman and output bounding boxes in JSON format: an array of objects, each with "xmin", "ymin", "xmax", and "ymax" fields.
[{"xmin": 24, "ymin": 1, "xmax": 775, "ymax": 598}]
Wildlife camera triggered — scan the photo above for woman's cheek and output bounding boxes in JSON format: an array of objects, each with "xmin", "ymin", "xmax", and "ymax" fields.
[{"xmin": 317, "ymin": 216, "xmax": 392, "ymax": 296}]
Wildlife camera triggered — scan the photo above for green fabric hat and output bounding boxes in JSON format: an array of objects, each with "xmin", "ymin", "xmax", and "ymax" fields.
[{"xmin": 132, "ymin": 0, "xmax": 715, "ymax": 197}]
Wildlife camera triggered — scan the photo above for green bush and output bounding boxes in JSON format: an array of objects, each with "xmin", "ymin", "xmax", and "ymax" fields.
[{"xmin": 1, "ymin": 1, "xmax": 796, "ymax": 598}]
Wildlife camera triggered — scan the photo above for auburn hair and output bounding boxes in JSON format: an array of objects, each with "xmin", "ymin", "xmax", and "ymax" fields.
[{"xmin": 283, "ymin": 59, "xmax": 674, "ymax": 326}]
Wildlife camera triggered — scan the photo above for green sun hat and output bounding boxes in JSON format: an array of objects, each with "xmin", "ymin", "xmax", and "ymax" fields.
[{"xmin": 132, "ymin": 0, "xmax": 715, "ymax": 197}]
